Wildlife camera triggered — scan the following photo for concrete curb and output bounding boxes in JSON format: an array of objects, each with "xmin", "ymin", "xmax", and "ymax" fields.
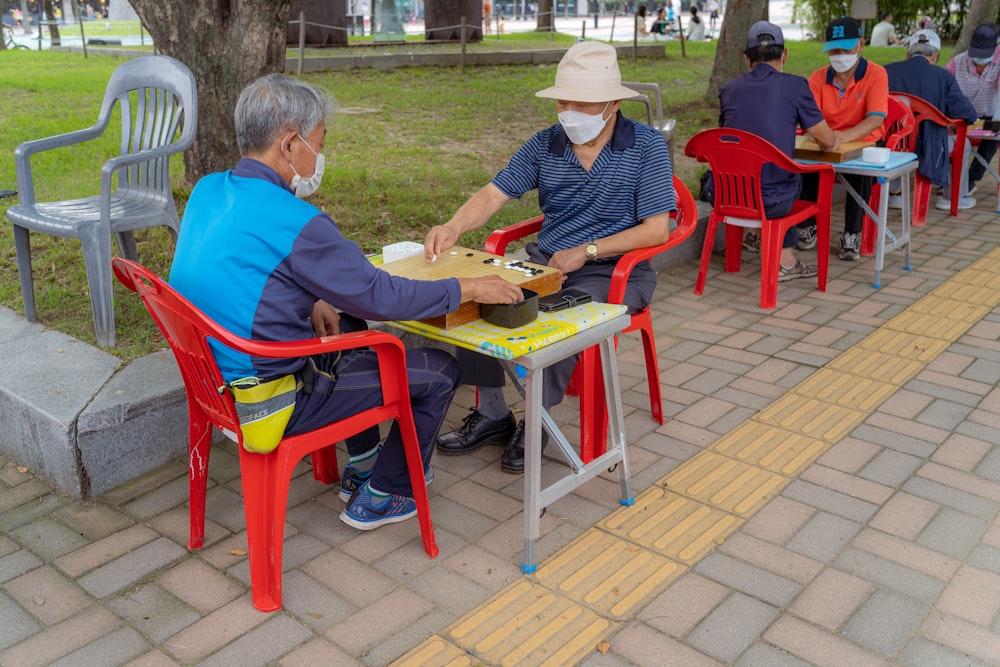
[
  {"xmin": 54, "ymin": 44, "xmax": 667, "ymax": 72},
  {"xmin": 0, "ymin": 307, "xmax": 188, "ymax": 499}
]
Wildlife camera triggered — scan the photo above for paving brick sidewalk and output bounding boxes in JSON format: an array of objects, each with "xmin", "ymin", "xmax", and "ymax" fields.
[{"xmin": 2, "ymin": 198, "xmax": 1000, "ymax": 666}]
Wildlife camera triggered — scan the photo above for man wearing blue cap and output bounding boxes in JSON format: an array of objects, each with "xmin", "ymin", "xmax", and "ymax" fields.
[
  {"xmin": 886, "ymin": 29, "xmax": 978, "ymax": 211},
  {"xmin": 803, "ymin": 17, "xmax": 888, "ymax": 261},
  {"xmin": 718, "ymin": 20, "xmax": 838, "ymax": 280}
]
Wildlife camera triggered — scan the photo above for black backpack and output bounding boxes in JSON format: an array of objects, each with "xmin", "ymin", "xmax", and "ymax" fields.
[{"xmin": 698, "ymin": 169, "xmax": 714, "ymax": 204}]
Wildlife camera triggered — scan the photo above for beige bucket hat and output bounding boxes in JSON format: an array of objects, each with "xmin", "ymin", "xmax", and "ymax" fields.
[{"xmin": 536, "ymin": 41, "xmax": 638, "ymax": 103}]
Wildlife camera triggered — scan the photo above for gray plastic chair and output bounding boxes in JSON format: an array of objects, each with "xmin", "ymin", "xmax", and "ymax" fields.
[
  {"xmin": 622, "ymin": 81, "xmax": 677, "ymax": 166},
  {"xmin": 6, "ymin": 55, "xmax": 197, "ymax": 347}
]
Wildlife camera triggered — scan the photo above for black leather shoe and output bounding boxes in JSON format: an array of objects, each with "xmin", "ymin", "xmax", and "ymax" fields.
[
  {"xmin": 437, "ymin": 409, "xmax": 516, "ymax": 455},
  {"xmin": 501, "ymin": 420, "xmax": 549, "ymax": 474}
]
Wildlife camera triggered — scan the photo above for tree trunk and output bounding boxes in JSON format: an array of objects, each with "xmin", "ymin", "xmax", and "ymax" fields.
[
  {"xmin": 41, "ymin": 0, "xmax": 61, "ymax": 44},
  {"xmin": 955, "ymin": 0, "xmax": 1000, "ymax": 54},
  {"xmin": 704, "ymin": 0, "xmax": 766, "ymax": 102},
  {"xmin": 536, "ymin": 0, "xmax": 552, "ymax": 31},
  {"xmin": 20, "ymin": 0, "xmax": 34, "ymax": 35},
  {"xmin": 128, "ymin": 0, "xmax": 291, "ymax": 184}
]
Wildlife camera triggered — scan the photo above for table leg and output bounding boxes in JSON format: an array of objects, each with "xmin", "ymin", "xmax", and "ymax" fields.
[
  {"xmin": 521, "ymin": 365, "xmax": 544, "ymax": 574},
  {"xmin": 600, "ymin": 336, "xmax": 633, "ymax": 505},
  {"xmin": 971, "ymin": 149, "xmax": 1000, "ymax": 213},
  {"xmin": 902, "ymin": 170, "xmax": 912, "ymax": 271},
  {"xmin": 873, "ymin": 176, "xmax": 888, "ymax": 289},
  {"xmin": 836, "ymin": 173, "xmax": 889, "ymax": 288}
]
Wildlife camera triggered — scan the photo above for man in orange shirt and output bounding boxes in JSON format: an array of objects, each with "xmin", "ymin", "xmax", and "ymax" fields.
[
  {"xmin": 803, "ymin": 17, "xmax": 888, "ymax": 261},
  {"xmin": 483, "ymin": 0, "xmax": 493, "ymax": 34}
]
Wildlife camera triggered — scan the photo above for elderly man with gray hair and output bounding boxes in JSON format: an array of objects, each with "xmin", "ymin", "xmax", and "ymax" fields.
[
  {"xmin": 885, "ymin": 29, "xmax": 979, "ymax": 210},
  {"xmin": 170, "ymin": 74, "xmax": 523, "ymax": 531}
]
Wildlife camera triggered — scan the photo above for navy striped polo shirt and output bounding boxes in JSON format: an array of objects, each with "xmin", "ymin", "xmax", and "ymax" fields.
[{"xmin": 492, "ymin": 111, "xmax": 675, "ymax": 256}]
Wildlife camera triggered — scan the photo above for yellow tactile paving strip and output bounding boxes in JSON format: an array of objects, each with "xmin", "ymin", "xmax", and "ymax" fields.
[{"xmin": 392, "ymin": 247, "xmax": 1000, "ymax": 667}]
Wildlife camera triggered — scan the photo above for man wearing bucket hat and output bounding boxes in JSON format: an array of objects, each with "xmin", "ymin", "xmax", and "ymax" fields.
[
  {"xmin": 886, "ymin": 29, "xmax": 978, "ymax": 211},
  {"xmin": 802, "ymin": 17, "xmax": 888, "ymax": 261},
  {"xmin": 718, "ymin": 21, "xmax": 839, "ymax": 280},
  {"xmin": 424, "ymin": 40, "xmax": 675, "ymax": 474},
  {"xmin": 946, "ymin": 24, "xmax": 1000, "ymax": 193}
]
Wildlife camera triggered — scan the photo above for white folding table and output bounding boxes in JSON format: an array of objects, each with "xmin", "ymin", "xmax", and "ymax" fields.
[
  {"xmin": 387, "ymin": 304, "xmax": 635, "ymax": 573},
  {"xmin": 800, "ymin": 151, "xmax": 918, "ymax": 288}
]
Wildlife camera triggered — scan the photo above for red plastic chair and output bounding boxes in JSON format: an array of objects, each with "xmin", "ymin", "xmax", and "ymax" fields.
[
  {"xmin": 484, "ymin": 175, "xmax": 698, "ymax": 461},
  {"xmin": 112, "ymin": 258, "xmax": 437, "ymax": 613},
  {"xmin": 862, "ymin": 96, "xmax": 917, "ymax": 256},
  {"xmin": 891, "ymin": 91, "xmax": 968, "ymax": 224},
  {"xmin": 684, "ymin": 128, "xmax": 835, "ymax": 309}
]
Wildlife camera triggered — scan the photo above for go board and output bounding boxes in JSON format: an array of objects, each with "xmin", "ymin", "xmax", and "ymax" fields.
[
  {"xmin": 378, "ymin": 246, "xmax": 562, "ymax": 328},
  {"xmin": 793, "ymin": 136, "xmax": 874, "ymax": 163}
]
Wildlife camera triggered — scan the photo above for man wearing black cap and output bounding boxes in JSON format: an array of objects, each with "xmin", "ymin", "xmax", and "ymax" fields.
[
  {"xmin": 718, "ymin": 20, "xmax": 838, "ymax": 280},
  {"xmin": 886, "ymin": 29, "xmax": 978, "ymax": 211},
  {"xmin": 804, "ymin": 17, "xmax": 888, "ymax": 261},
  {"xmin": 946, "ymin": 24, "xmax": 1000, "ymax": 193}
]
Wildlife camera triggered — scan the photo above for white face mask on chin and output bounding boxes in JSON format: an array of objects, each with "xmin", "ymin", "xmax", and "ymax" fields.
[
  {"xmin": 828, "ymin": 52, "xmax": 859, "ymax": 73},
  {"xmin": 558, "ymin": 102, "xmax": 611, "ymax": 145},
  {"xmin": 289, "ymin": 135, "xmax": 325, "ymax": 198}
]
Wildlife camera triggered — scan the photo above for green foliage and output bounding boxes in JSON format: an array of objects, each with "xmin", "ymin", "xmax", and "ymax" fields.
[{"xmin": 792, "ymin": 0, "xmax": 977, "ymax": 43}]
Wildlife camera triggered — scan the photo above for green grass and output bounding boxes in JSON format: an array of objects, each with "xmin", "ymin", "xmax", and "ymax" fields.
[{"xmin": 0, "ymin": 40, "xmax": 922, "ymax": 357}]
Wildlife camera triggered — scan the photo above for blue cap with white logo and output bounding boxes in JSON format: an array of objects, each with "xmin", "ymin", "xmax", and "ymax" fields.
[{"xmin": 823, "ymin": 17, "xmax": 862, "ymax": 52}]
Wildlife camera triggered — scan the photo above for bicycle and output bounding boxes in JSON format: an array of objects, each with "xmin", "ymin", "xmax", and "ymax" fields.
[{"xmin": 3, "ymin": 25, "xmax": 30, "ymax": 50}]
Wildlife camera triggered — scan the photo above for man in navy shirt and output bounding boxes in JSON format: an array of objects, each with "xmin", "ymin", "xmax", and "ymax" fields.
[
  {"xmin": 886, "ymin": 29, "xmax": 978, "ymax": 210},
  {"xmin": 424, "ymin": 41, "xmax": 676, "ymax": 474},
  {"xmin": 718, "ymin": 21, "xmax": 838, "ymax": 279},
  {"xmin": 171, "ymin": 74, "xmax": 523, "ymax": 531}
]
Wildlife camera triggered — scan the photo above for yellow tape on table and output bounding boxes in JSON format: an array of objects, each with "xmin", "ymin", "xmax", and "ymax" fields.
[{"xmin": 389, "ymin": 301, "xmax": 628, "ymax": 361}]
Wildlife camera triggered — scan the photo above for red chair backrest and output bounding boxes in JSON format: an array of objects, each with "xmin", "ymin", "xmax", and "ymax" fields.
[
  {"xmin": 112, "ymin": 258, "xmax": 246, "ymax": 443},
  {"xmin": 884, "ymin": 95, "xmax": 917, "ymax": 152},
  {"xmin": 684, "ymin": 128, "xmax": 805, "ymax": 222}
]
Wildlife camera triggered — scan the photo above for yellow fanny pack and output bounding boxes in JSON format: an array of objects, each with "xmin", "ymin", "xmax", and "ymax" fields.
[{"xmin": 224, "ymin": 375, "xmax": 302, "ymax": 454}]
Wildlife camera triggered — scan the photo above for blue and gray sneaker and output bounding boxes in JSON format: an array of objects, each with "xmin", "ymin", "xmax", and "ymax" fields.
[
  {"xmin": 339, "ymin": 465, "xmax": 434, "ymax": 502},
  {"xmin": 340, "ymin": 481, "xmax": 417, "ymax": 530},
  {"xmin": 338, "ymin": 465, "xmax": 373, "ymax": 503}
]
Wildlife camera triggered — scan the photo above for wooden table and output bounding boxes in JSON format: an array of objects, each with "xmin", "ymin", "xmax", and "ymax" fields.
[
  {"xmin": 376, "ymin": 246, "xmax": 561, "ymax": 328},
  {"xmin": 793, "ymin": 136, "xmax": 875, "ymax": 163}
]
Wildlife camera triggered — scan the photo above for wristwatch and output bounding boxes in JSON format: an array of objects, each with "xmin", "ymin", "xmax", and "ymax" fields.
[{"xmin": 585, "ymin": 240, "xmax": 599, "ymax": 261}]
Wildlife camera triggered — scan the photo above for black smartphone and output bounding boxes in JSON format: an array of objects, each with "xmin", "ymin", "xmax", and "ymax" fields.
[{"xmin": 538, "ymin": 288, "xmax": 593, "ymax": 312}]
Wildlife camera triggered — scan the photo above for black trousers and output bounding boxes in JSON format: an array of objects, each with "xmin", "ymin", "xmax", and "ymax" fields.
[{"xmin": 799, "ymin": 171, "xmax": 871, "ymax": 235}]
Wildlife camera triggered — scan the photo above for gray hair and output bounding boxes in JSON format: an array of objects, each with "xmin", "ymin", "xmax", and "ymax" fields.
[
  {"xmin": 234, "ymin": 74, "xmax": 334, "ymax": 155},
  {"xmin": 908, "ymin": 41, "xmax": 938, "ymax": 58}
]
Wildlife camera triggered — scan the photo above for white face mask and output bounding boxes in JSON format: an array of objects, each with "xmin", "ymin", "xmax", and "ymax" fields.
[
  {"xmin": 558, "ymin": 102, "xmax": 611, "ymax": 145},
  {"xmin": 828, "ymin": 52, "xmax": 859, "ymax": 73},
  {"xmin": 289, "ymin": 134, "xmax": 325, "ymax": 198},
  {"xmin": 972, "ymin": 56, "xmax": 993, "ymax": 66}
]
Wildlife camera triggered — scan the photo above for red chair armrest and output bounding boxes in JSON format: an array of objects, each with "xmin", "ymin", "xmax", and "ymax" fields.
[
  {"xmin": 608, "ymin": 220, "xmax": 697, "ymax": 303},
  {"xmin": 608, "ymin": 176, "xmax": 699, "ymax": 304},
  {"xmin": 484, "ymin": 215, "xmax": 543, "ymax": 255},
  {"xmin": 231, "ymin": 329, "xmax": 405, "ymax": 361}
]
